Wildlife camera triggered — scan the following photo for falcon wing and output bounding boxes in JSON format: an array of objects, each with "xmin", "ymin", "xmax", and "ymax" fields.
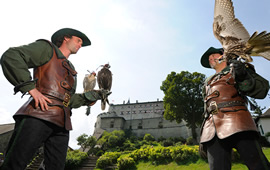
[{"xmin": 213, "ymin": 0, "xmax": 250, "ymax": 50}]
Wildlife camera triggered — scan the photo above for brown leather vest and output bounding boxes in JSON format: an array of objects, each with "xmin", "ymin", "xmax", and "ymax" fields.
[
  {"xmin": 14, "ymin": 41, "xmax": 77, "ymax": 130},
  {"xmin": 200, "ymin": 72, "xmax": 258, "ymax": 143}
]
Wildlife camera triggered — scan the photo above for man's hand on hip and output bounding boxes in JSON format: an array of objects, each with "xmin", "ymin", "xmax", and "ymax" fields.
[{"xmin": 29, "ymin": 88, "xmax": 52, "ymax": 111}]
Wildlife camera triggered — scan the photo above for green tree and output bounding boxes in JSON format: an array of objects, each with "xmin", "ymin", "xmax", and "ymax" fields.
[
  {"xmin": 97, "ymin": 130, "xmax": 126, "ymax": 151},
  {"xmin": 249, "ymin": 98, "xmax": 266, "ymax": 116},
  {"xmin": 160, "ymin": 71, "xmax": 206, "ymax": 144},
  {"xmin": 77, "ymin": 133, "xmax": 97, "ymax": 152}
]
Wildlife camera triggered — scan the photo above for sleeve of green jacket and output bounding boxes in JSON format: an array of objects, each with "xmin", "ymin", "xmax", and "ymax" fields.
[
  {"xmin": 0, "ymin": 40, "xmax": 98, "ymax": 108},
  {"xmin": 0, "ymin": 41, "xmax": 52, "ymax": 93},
  {"xmin": 238, "ymin": 66, "xmax": 270, "ymax": 99}
]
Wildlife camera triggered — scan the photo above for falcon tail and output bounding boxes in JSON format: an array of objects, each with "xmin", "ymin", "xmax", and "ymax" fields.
[
  {"xmin": 248, "ymin": 31, "xmax": 270, "ymax": 60},
  {"xmin": 101, "ymin": 100, "xmax": 106, "ymax": 110}
]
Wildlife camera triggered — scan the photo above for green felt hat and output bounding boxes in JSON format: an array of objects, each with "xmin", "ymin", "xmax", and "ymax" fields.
[
  {"xmin": 201, "ymin": 47, "xmax": 223, "ymax": 68},
  {"xmin": 51, "ymin": 28, "xmax": 91, "ymax": 47}
]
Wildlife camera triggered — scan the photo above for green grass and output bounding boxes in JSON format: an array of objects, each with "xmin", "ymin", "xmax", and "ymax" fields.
[
  {"xmin": 135, "ymin": 160, "xmax": 249, "ymax": 170},
  {"xmin": 134, "ymin": 148, "xmax": 270, "ymax": 170}
]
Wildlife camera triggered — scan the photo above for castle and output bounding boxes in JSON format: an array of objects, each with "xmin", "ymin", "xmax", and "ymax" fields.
[{"xmin": 93, "ymin": 99, "xmax": 195, "ymax": 140}]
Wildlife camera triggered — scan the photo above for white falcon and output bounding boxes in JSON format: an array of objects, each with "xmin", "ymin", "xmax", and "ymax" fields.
[{"xmin": 83, "ymin": 71, "xmax": 96, "ymax": 93}]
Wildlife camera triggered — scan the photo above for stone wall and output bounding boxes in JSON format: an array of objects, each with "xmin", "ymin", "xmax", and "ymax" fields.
[{"xmin": 0, "ymin": 131, "xmax": 13, "ymax": 155}]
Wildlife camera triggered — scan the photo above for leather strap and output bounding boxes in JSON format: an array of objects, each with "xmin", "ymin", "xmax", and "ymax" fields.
[{"xmin": 207, "ymin": 100, "xmax": 246, "ymax": 114}]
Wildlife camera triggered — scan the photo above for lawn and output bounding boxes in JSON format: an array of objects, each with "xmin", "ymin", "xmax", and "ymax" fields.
[{"xmin": 135, "ymin": 147, "xmax": 270, "ymax": 170}]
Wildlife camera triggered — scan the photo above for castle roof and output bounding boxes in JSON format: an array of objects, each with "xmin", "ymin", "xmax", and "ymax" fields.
[
  {"xmin": 260, "ymin": 108, "xmax": 270, "ymax": 118},
  {"xmin": 0, "ymin": 123, "xmax": 15, "ymax": 135}
]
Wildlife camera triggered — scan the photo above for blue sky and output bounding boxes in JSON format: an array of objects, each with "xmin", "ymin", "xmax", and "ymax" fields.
[{"xmin": 0, "ymin": 0, "xmax": 270, "ymax": 149}]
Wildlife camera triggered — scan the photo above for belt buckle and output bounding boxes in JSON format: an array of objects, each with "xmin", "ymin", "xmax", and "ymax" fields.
[
  {"xmin": 63, "ymin": 93, "xmax": 70, "ymax": 107},
  {"xmin": 209, "ymin": 101, "xmax": 218, "ymax": 115}
]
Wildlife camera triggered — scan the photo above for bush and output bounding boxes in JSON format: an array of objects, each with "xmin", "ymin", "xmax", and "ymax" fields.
[
  {"xmin": 96, "ymin": 150, "xmax": 104, "ymax": 156},
  {"xmin": 162, "ymin": 139, "xmax": 174, "ymax": 147},
  {"xmin": 157, "ymin": 136, "xmax": 166, "ymax": 142},
  {"xmin": 170, "ymin": 145, "xmax": 199, "ymax": 164},
  {"xmin": 96, "ymin": 152, "xmax": 121, "ymax": 169},
  {"xmin": 174, "ymin": 137, "xmax": 186, "ymax": 144},
  {"xmin": 65, "ymin": 150, "xmax": 88, "ymax": 170},
  {"xmin": 186, "ymin": 136, "xmax": 193, "ymax": 145},
  {"xmin": 123, "ymin": 140, "xmax": 137, "ymax": 151},
  {"xmin": 129, "ymin": 147, "xmax": 151, "ymax": 162},
  {"xmin": 148, "ymin": 147, "xmax": 172, "ymax": 164},
  {"xmin": 175, "ymin": 141, "xmax": 183, "ymax": 146},
  {"xmin": 117, "ymin": 156, "xmax": 136, "ymax": 170},
  {"xmin": 143, "ymin": 133, "xmax": 155, "ymax": 142}
]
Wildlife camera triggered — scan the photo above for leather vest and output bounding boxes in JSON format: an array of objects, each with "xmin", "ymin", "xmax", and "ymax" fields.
[
  {"xmin": 200, "ymin": 72, "xmax": 258, "ymax": 143},
  {"xmin": 14, "ymin": 41, "xmax": 77, "ymax": 130}
]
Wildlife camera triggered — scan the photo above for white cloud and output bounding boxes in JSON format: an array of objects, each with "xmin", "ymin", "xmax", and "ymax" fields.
[{"xmin": 0, "ymin": 107, "xmax": 14, "ymax": 124}]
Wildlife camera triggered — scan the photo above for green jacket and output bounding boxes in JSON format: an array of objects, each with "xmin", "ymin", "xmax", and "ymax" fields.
[{"xmin": 0, "ymin": 40, "xmax": 93, "ymax": 109}]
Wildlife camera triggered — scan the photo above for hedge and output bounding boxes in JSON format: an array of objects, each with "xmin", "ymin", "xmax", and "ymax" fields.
[{"xmin": 96, "ymin": 145, "xmax": 201, "ymax": 169}]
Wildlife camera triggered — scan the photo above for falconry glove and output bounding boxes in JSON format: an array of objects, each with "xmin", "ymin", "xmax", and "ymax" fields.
[
  {"xmin": 84, "ymin": 90, "xmax": 102, "ymax": 102},
  {"xmin": 83, "ymin": 90, "xmax": 111, "ymax": 116},
  {"xmin": 84, "ymin": 89, "xmax": 111, "ymax": 102},
  {"xmin": 230, "ymin": 60, "xmax": 247, "ymax": 82}
]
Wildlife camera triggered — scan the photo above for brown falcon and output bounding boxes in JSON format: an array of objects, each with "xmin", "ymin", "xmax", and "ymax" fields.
[
  {"xmin": 97, "ymin": 64, "xmax": 112, "ymax": 110},
  {"xmin": 83, "ymin": 70, "xmax": 96, "ymax": 115},
  {"xmin": 213, "ymin": 0, "xmax": 270, "ymax": 62}
]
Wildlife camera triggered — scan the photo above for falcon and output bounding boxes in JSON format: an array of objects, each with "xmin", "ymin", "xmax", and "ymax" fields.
[
  {"xmin": 213, "ymin": 0, "xmax": 270, "ymax": 62},
  {"xmin": 83, "ymin": 70, "xmax": 96, "ymax": 115},
  {"xmin": 83, "ymin": 71, "xmax": 96, "ymax": 92},
  {"xmin": 97, "ymin": 63, "xmax": 112, "ymax": 110}
]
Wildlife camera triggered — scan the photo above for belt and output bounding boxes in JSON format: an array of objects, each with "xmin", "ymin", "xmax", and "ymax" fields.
[{"xmin": 207, "ymin": 100, "xmax": 246, "ymax": 115}]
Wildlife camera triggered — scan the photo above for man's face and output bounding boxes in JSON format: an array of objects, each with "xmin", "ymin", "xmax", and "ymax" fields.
[
  {"xmin": 65, "ymin": 36, "xmax": 83, "ymax": 54},
  {"xmin": 209, "ymin": 53, "xmax": 222, "ymax": 69}
]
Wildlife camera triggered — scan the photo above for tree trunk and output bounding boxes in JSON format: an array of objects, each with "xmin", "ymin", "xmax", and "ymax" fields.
[{"xmin": 191, "ymin": 124, "xmax": 198, "ymax": 145}]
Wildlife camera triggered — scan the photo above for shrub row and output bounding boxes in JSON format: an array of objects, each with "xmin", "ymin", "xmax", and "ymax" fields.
[
  {"xmin": 130, "ymin": 145, "xmax": 199, "ymax": 164},
  {"xmin": 96, "ymin": 145, "xmax": 200, "ymax": 169}
]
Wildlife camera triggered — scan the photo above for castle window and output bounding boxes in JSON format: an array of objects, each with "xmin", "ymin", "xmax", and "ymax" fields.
[
  {"xmin": 158, "ymin": 122, "xmax": 163, "ymax": 128},
  {"xmin": 138, "ymin": 122, "xmax": 142, "ymax": 129},
  {"xmin": 110, "ymin": 120, "xmax": 114, "ymax": 128}
]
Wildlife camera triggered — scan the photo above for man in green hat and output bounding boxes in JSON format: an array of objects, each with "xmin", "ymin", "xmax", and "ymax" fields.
[
  {"xmin": 0, "ymin": 28, "xmax": 109, "ymax": 170},
  {"xmin": 199, "ymin": 47, "xmax": 270, "ymax": 169}
]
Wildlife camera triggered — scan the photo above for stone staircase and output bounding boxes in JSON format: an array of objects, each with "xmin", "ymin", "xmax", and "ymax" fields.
[
  {"xmin": 77, "ymin": 156, "xmax": 98, "ymax": 170},
  {"xmin": 23, "ymin": 153, "xmax": 98, "ymax": 170},
  {"xmin": 25, "ymin": 153, "xmax": 44, "ymax": 170}
]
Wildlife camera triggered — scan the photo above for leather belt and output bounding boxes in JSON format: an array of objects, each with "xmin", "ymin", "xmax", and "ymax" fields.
[{"xmin": 207, "ymin": 100, "xmax": 246, "ymax": 115}]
